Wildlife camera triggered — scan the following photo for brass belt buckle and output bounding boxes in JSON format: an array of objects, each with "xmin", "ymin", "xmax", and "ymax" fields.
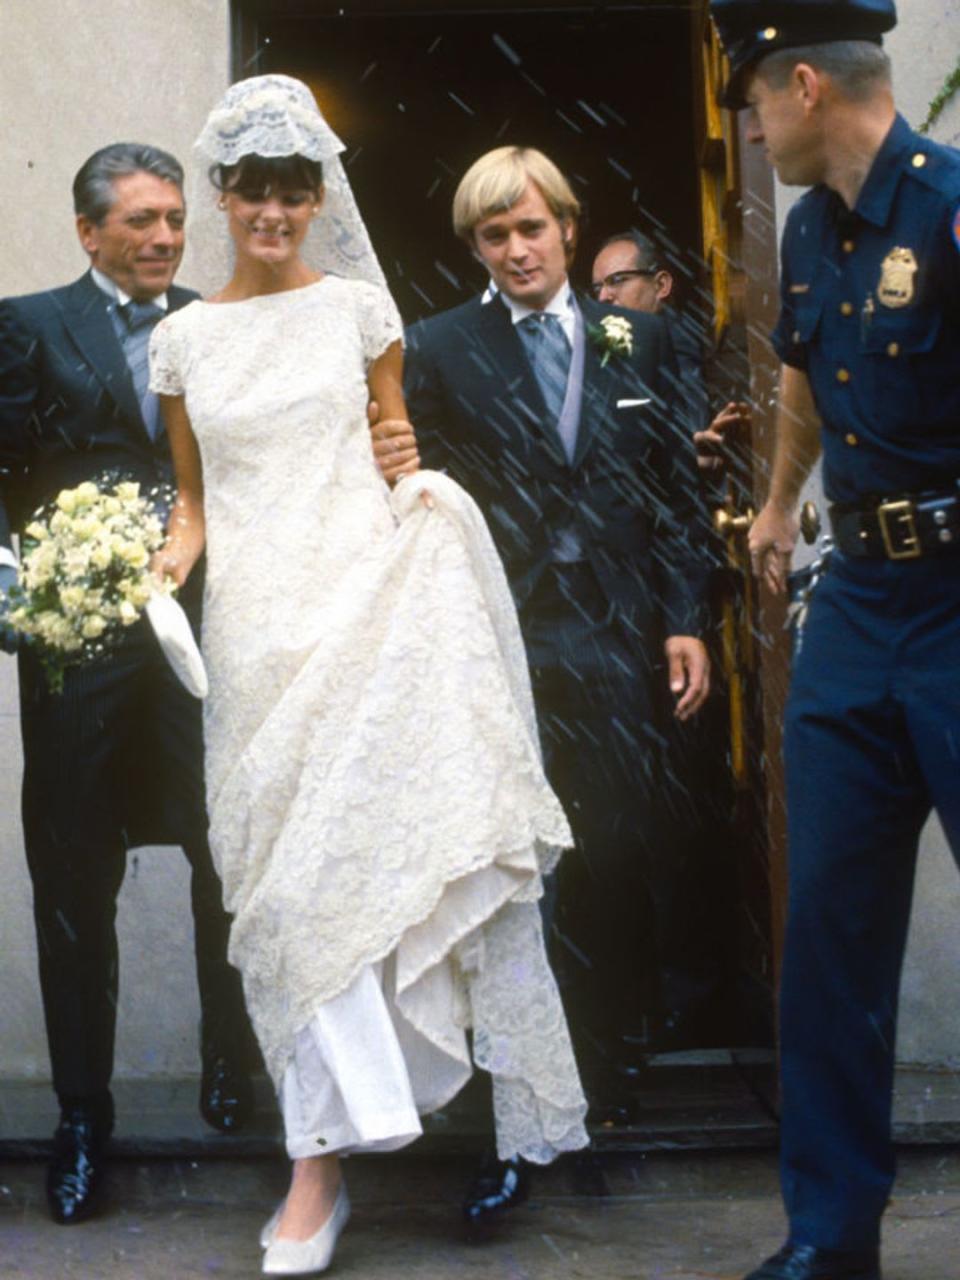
[{"xmin": 877, "ymin": 498, "xmax": 922, "ymax": 560}]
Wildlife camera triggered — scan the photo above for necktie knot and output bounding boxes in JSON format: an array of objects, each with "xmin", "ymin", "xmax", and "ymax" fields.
[
  {"xmin": 520, "ymin": 311, "xmax": 565, "ymax": 341},
  {"xmin": 121, "ymin": 300, "xmax": 164, "ymax": 333}
]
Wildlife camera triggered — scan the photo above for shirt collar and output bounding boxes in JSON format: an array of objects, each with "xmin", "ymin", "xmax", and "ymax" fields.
[
  {"xmin": 501, "ymin": 278, "xmax": 573, "ymax": 326},
  {"xmin": 851, "ymin": 113, "xmax": 916, "ymax": 230},
  {"xmin": 91, "ymin": 266, "xmax": 169, "ymax": 312}
]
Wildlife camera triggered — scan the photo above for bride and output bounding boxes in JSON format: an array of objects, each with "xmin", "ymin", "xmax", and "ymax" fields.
[{"xmin": 149, "ymin": 75, "xmax": 587, "ymax": 1275}]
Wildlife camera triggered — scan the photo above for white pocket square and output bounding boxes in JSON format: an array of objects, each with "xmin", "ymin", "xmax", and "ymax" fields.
[{"xmin": 616, "ymin": 398, "xmax": 651, "ymax": 409}]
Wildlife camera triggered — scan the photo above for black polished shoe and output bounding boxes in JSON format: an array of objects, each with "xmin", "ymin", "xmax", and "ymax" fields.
[
  {"xmin": 199, "ymin": 1054, "xmax": 253, "ymax": 1133},
  {"xmin": 462, "ymin": 1154, "xmax": 531, "ymax": 1232},
  {"xmin": 46, "ymin": 1103, "xmax": 111, "ymax": 1225},
  {"xmin": 745, "ymin": 1242, "xmax": 881, "ymax": 1280}
]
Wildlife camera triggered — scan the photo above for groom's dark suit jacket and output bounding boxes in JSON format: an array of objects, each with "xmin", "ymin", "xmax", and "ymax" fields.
[
  {"xmin": 0, "ymin": 270, "xmax": 202, "ymax": 848},
  {"xmin": 405, "ymin": 291, "xmax": 708, "ymax": 649}
]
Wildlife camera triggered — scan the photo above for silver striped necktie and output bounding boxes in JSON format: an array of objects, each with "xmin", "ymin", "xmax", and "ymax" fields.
[
  {"xmin": 517, "ymin": 311, "xmax": 572, "ymax": 430},
  {"xmin": 119, "ymin": 300, "xmax": 164, "ymax": 439}
]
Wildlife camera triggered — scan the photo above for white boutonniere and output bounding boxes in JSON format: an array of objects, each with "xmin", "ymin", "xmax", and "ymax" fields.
[{"xmin": 588, "ymin": 314, "xmax": 633, "ymax": 367}]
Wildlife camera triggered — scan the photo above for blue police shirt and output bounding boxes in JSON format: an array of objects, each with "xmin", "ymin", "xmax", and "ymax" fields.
[{"xmin": 772, "ymin": 114, "xmax": 960, "ymax": 505}]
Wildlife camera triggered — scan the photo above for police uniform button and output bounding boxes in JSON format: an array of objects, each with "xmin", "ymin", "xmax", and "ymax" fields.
[
  {"xmin": 940, "ymin": 529, "xmax": 954, "ymax": 543},
  {"xmin": 837, "ymin": 368, "xmax": 851, "ymax": 383},
  {"xmin": 841, "ymin": 302, "xmax": 854, "ymax": 316},
  {"xmin": 793, "ymin": 329, "xmax": 802, "ymax": 344},
  {"xmin": 934, "ymin": 509, "xmax": 948, "ymax": 526},
  {"xmin": 762, "ymin": 26, "xmax": 778, "ymax": 39},
  {"xmin": 911, "ymin": 153, "xmax": 927, "ymax": 168},
  {"xmin": 842, "ymin": 240, "xmax": 856, "ymax": 253},
  {"xmin": 845, "ymin": 433, "xmax": 858, "ymax": 446},
  {"xmin": 887, "ymin": 342, "xmax": 900, "ymax": 357}
]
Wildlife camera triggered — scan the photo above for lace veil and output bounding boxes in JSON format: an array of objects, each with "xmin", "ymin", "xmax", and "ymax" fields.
[{"xmin": 195, "ymin": 74, "xmax": 389, "ymax": 291}]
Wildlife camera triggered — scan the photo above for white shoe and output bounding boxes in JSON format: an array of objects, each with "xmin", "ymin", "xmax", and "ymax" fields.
[
  {"xmin": 261, "ymin": 1183, "xmax": 351, "ymax": 1276},
  {"xmin": 260, "ymin": 1201, "xmax": 284, "ymax": 1249}
]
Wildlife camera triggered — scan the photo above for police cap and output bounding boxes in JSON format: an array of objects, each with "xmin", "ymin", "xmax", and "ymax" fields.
[{"xmin": 710, "ymin": 0, "xmax": 897, "ymax": 109}]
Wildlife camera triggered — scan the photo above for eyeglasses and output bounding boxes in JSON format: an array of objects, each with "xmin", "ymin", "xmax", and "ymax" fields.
[{"xmin": 589, "ymin": 268, "xmax": 659, "ymax": 299}]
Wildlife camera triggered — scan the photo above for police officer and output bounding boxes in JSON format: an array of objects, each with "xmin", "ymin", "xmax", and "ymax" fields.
[{"xmin": 710, "ymin": 2, "xmax": 960, "ymax": 1278}]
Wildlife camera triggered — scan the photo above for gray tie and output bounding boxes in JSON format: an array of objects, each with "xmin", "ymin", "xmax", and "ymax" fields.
[
  {"xmin": 518, "ymin": 312, "xmax": 572, "ymax": 436},
  {"xmin": 119, "ymin": 300, "xmax": 164, "ymax": 439}
]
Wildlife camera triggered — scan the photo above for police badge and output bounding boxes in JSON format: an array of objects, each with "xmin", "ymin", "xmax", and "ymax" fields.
[{"xmin": 877, "ymin": 246, "xmax": 917, "ymax": 308}]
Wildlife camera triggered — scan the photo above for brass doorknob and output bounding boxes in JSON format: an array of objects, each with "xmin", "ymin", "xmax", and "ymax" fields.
[{"xmin": 714, "ymin": 506, "xmax": 756, "ymax": 538}]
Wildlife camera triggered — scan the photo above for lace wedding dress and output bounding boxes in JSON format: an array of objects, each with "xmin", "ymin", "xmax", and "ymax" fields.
[{"xmin": 149, "ymin": 276, "xmax": 587, "ymax": 1162}]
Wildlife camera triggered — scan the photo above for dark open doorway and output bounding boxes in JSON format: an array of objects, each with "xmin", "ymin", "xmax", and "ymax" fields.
[{"xmin": 233, "ymin": 3, "xmax": 703, "ymax": 320}]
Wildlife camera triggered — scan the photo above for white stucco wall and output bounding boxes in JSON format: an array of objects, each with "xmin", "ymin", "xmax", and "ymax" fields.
[
  {"xmin": 769, "ymin": 7, "xmax": 960, "ymax": 1064},
  {"xmin": 0, "ymin": 0, "xmax": 232, "ymax": 1081}
]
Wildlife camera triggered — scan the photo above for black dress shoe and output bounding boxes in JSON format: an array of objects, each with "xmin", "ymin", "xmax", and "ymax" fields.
[
  {"xmin": 745, "ymin": 1242, "xmax": 881, "ymax": 1280},
  {"xmin": 462, "ymin": 1154, "xmax": 531, "ymax": 1231},
  {"xmin": 199, "ymin": 1054, "xmax": 253, "ymax": 1133},
  {"xmin": 46, "ymin": 1104, "xmax": 110, "ymax": 1225}
]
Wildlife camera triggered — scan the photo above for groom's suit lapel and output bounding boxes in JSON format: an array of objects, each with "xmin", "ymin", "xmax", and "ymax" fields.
[
  {"xmin": 472, "ymin": 295, "xmax": 568, "ymax": 469},
  {"xmin": 572, "ymin": 295, "xmax": 621, "ymax": 471}
]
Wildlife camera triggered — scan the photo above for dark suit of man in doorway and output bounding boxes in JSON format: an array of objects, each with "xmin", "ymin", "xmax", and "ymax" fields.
[{"xmin": 588, "ymin": 230, "xmax": 754, "ymax": 1054}]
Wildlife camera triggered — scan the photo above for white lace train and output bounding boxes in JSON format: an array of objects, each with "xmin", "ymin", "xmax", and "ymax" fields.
[{"xmin": 149, "ymin": 281, "xmax": 588, "ymax": 1163}]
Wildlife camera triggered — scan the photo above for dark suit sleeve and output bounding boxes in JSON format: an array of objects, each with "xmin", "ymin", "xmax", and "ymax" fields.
[
  {"xmin": 404, "ymin": 320, "xmax": 453, "ymax": 472},
  {"xmin": 0, "ymin": 300, "xmax": 40, "ymax": 552},
  {"xmin": 647, "ymin": 320, "xmax": 711, "ymax": 638}
]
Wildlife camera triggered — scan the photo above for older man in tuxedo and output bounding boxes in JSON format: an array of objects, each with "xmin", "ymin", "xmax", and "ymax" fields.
[
  {"xmin": 405, "ymin": 145, "xmax": 711, "ymax": 1224},
  {"xmin": 0, "ymin": 143, "xmax": 256, "ymax": 1224}
]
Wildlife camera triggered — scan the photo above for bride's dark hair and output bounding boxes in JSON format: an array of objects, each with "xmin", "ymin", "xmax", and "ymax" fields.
[{"xmin": 210, "ymin": 153, "xmax": 324, "ymax": 196}]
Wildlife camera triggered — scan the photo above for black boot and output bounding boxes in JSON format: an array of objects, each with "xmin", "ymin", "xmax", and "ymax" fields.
[
  {"xmin": 199, "ymin": 1049, "xmax": 254, "ymax": 1133},
  {"xmin": 46, "ymin": 1096, "xmax": 113, "ymax": 1224},
  {"xmin": 744, "ymin": 1242, "xmax": 881, "ymax": 1280},
  {"xmin": 462, "ymin": 1153, "xmax": 531, "ymax": 1233}
]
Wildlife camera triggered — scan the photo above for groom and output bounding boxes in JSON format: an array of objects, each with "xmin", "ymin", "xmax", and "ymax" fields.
[
  {"xmin": 405, "ymin": 145, "xmax": 711, "ymax": 1221},
  {"xmin": 0, "ymin": 142, "xmax": 258, "ymax": 1224}
]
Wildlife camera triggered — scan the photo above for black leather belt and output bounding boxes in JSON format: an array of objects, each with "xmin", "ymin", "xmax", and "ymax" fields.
[{"xmin": 829, "ymin": 486, "xmax": 960, "ymax": 560}]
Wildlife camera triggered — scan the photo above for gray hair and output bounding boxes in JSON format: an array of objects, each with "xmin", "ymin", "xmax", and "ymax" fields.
[
  {"xmin": 598, "ymin": 229, "xmax": 660, "ymax": 272},
  {"xmin": 72, "ymin": 143, "xmax": 184, "ymax": 224},
  {"xmin": 757, "ymin": 40, "xmax": 891, "ymax": 102}
]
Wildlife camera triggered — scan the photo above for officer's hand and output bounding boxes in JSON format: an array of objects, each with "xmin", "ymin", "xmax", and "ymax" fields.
[
  {"xmin": 0, "ymin": 563, "xmax": 20, "ymax": 655},
  {"xmin": 368, "ymin": 399, "xmax": 420, "ymax": 485},
  {"xmin": 694, "ymin": 401, "xmax": 750, "ymax": 472},
  {"xmin": 665, "ymin": 635, "xmax": 710, "ymax": 721},
  {"xmin": 748, "ymin": 501, "xmax": 798, "ymax": 594}
]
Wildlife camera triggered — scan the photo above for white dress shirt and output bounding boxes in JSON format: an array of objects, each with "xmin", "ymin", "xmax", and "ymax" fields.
[{"xmin": 91, "ymin": 266, "xmax": 169, "ymax": 312}]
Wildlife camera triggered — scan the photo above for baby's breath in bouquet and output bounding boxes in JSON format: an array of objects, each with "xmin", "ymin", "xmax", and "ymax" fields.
[{"xmin": 2, "ymin": 478, "xmax": 172, "ymax": 692}]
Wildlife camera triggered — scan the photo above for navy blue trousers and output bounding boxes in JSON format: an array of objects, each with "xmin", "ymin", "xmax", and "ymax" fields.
[{"xmin": 781, "ymin": 549, "xmax": 960, "ymax": 1250}]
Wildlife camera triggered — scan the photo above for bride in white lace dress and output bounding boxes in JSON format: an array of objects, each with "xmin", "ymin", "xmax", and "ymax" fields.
[{"xmin": 149, "ymin": 76, "xmax": 586, "ymax": 1275}]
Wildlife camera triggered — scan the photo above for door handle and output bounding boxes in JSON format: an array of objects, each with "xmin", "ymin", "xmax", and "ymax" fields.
[{"xmin": 713, "ymin": 506, "xmax": 756, "ymax": 538}]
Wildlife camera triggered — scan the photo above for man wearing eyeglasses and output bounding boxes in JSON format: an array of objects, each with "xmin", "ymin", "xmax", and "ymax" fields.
[{"xmin": 591, "ymin": 230, "xmax": 750, "ymax": 469}]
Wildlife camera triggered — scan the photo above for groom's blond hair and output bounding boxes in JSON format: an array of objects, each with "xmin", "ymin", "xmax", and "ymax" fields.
[{"xmin": 453, "ymin": 146, "xmax": 581, "ymax": 243}]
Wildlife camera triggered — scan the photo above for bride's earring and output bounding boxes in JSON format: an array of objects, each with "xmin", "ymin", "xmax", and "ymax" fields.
[{"xmin": 217, "ymin": 197, "xmax": 227, "ymax": 211}]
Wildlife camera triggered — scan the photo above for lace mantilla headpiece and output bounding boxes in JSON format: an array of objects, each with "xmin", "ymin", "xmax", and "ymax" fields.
[
  {"xmin": 195, "ymin": 74, "xmax": 389, "ymax": 291},
  {"xmin": 195, "ymin": 74, "xmax": 344, "ymax": 165}
]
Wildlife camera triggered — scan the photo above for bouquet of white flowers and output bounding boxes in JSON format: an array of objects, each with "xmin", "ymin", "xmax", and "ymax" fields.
[{"xmin": 1, "ymin": 478, "xmax": 172, "ymax": 692}]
